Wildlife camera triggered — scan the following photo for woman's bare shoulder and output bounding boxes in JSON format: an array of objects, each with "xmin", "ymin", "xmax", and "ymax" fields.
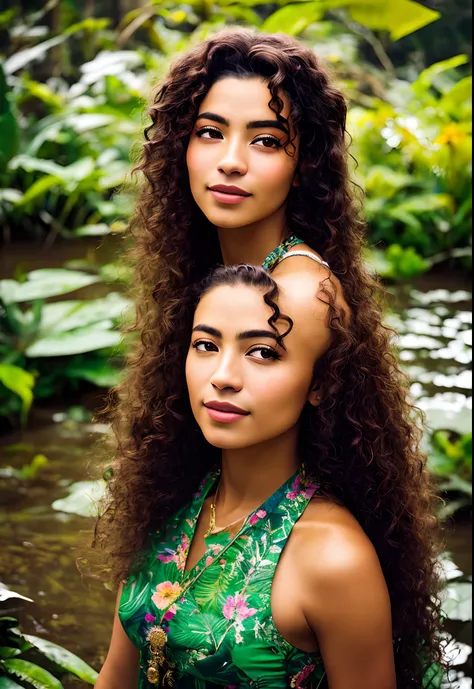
[
  {"xmin": 294, "ymin": 496, "xmax": 382, "ymax": 583},
  {"xmin": 272, "ymin": 243, "xmax": 349, "ymax": 317}
]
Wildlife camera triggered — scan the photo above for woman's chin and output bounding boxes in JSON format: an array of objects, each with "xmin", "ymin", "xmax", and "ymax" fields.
[{"xmin": 202, "ymin": 430, "xmax": 255, "ymax": 451}]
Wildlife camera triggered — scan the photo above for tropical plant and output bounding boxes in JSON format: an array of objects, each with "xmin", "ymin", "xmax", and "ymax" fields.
[
  {"xmin": 349, "ymin": 54, "xmax": 472, "ymax": 276},
  {"xmin": 0, "ymin": 269, "xmax": 130, "ymax": 428},
  {"xmin": 428, "ymin": 431, "xmax": 472, "ymax": 518},
  {"xmin": 0, "ymin": 584, "xmax": 98, "ymax": 688}
]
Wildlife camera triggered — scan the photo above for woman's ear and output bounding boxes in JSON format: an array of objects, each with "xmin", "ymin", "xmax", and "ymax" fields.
[
  {"xmin": 308, "ymin": 387, "xmax": 322, "ymax": 407},
  {"xmin": 292, "ymin": 173, "xmax": 300, "ymax": 188}
]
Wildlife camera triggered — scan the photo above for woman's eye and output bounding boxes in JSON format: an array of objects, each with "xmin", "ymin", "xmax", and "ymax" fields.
[
  {"xmin": 247, "ymin": 347, "xmax": 280, "ymax": 361},
  {"xmin": 193, "ymin": 341, "xmax": 218, "ymax": 353},
  {"xmin": 253, "ymin": 136, "xmax": 281, "ymax": 149},
  {"xmin": 196, "ymin": 127, "xmax": 222, "ymax": 140}
]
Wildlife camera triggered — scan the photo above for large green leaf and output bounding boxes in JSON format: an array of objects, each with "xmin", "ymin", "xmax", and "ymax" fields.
[
  {"xmin": 346, "ymin": 0, "xmax": 440, "ymax": 40},
  {"xmin": 0, "ymin": 270, "xmax": 101, "ymax": 304},
  {"xmin": 39, "ymin": 293, "xmax": 131, "ymax": 334},
  {"xmin": 10, "ymin": 155, "xmax": 96, "ymax": 189},
  {"xmin": 9, "ymin": 154, "xmax": 66, "ymax": 178},
  {"xmin": 262, "ymin": 2, "xmax": 324, "ymax": 35},
  {"xmin": 0, "ymin": 365, "xmax": 35, "ymax": 418},
  {"xmin": 413, "ymin": 54, "xmax": 470, "ymax": 93},
  {"xmin": 23, "ymin": 635, "xmax": 98, "ymax": 684},
  {"xmin": 16, "ymin": 175, "xmax": 63, "ymax": 207},
  {"xmin": 3, "ymin": 35, "xmax": 67, "ymax": 75},
  {"xmin": 25, "ymin": 323, "xmax": 122, "ymax": 357},
  {"xmin": 2, "ymin": 659, "xmax": 63, "ymax": 689}
]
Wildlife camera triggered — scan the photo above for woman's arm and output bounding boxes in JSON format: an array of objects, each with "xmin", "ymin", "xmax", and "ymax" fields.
[
  {"xmin": 300, "ymin": 508, "xmax": 397, "ymax": 689},
  {"xmin": 96, "ymin": 585, "xmax": 140, "ymax": 689}
]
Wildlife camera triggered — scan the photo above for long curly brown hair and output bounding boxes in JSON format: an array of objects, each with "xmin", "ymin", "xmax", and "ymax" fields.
[{"xmin": 94, "ymin": 29, "xmax": 444, "ymax": 686}]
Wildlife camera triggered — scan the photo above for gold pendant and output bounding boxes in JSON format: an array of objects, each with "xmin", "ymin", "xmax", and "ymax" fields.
[
  {"xmin": 148, "ymin": 626, "xmax": 167, "ymax": 652},
  {"xmin": 147, "ymin": 665, "xmax": 160, "ymax": 685},
  {"xmin": 147, "ymin": 626, "xmax": 168, "ymax": 686}
]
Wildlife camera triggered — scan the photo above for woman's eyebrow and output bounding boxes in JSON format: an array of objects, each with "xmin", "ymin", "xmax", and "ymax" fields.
[
  {"xmin": 192, "ymin": 324, "xmax": 222, "ymax": 338},
  {"xmin": 237, "ymin": 329, "xmax": 279, "ymax": 342},
  {"xmin": 192, "ymin": 325, "xmax": 279, "ymax": 342},
  {"xmin": 196, "ymin": 112, "xmax": 289, "ymax": 135}
]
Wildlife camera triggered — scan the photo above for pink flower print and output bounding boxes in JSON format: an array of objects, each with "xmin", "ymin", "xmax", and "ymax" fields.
[
  {"xmin": 163, "ymin": 604, "xmax": 177, "ymax": 622},
  {"xmin": 301, "ymin": 481, "xmax": 319, "ymax": 499},
  {"xmin": 286, "ymin": 474, "xmax": 302, "ymax": 500},
  {"xmin": 145, "ymin": 613, "xmax": 156, "ymax": 623},
  {"xmin": 152, "ymin": 581, "xmax": 182, "ymax": 610},
  {"xmin": 209, "ymin": 543, "xmax": 224, "ymax": 556},
  {"xmin": 223, "ymin": 593, "xmax": 258, "ymax": 622},
  {"xmin": 293, "ymin": 664, "xmax": 316, "ymax": 687},
  {"xmin": 205, "ymin": 556, "xmax": 214, "ymax": 567},
  {"xmin": 248, "ymin": 509, "xmax": 267, "ymax": 526},
  {"xmin": 158, "ymin": 548, "xmax": 177, "ymax": 564},
  {"xmin": 175, "ymin": 534, "xmax": 190, "ymax": 572}
]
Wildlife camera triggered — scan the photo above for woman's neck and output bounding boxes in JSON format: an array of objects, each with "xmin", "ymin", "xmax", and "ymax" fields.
[
  {"xmin": 217, "ymin": 205, "xmax": 288, "ymax": 266},
  {"xmin": 217, "ymin": 428, "xmax": 300, "ymax": 516}
]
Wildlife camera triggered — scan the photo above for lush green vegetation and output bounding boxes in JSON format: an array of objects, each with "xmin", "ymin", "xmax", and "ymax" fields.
[
  {"xmin": 0, "ymin": 584, "xmax": 98, "ymax": 688},
  {"xmin": 0, "ymin": 2, "xmax": 472, "ymax": 513}
]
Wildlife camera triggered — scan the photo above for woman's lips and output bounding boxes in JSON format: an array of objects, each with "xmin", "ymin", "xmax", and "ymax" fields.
[
  {"xmin": 208, "ymin": 186, "xmax": 252, "ymax": 205},
  {"xmin": 204, "ymin": 401, "xmax": 250, "ymax": 424},
  {"xmin": 206, "ymin": 407, "xmax": 249, "ymax": 423}
]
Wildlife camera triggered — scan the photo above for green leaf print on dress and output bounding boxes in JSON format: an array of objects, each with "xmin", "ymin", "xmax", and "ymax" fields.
[{"xmin": 118, "ymin": 469, "xmax": 326, "ymax": 688}]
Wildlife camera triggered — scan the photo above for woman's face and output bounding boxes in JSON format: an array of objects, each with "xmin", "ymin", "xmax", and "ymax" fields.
[
  {"xmin": 186, "ymin": 284, "xmax": 327, "ymax": 451},
  {"xmin": 186, "ymin": 76, "xmax": 299, "ymax": 229}
]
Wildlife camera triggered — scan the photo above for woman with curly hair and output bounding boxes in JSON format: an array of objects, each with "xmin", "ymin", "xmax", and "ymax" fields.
[{"xmin": 94, "ymin": 29, "xmax": 443, "ymax": 688}]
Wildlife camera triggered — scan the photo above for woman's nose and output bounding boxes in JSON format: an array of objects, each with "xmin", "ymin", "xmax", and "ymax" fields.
[
  {"xmin": 209, "ymin": 356, "xmax": 243, "ymax": 392},
  {"xmin": 217, "ymin": 139, "xmax": 248, "ymax": 176}
]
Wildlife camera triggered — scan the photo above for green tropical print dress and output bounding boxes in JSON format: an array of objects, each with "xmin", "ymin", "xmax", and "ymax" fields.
[{"xmin": 119, "ymin": 468, "xmax": 327, "ymax": 688}]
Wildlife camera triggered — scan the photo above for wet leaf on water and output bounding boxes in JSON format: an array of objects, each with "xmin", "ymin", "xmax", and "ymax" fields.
[
  {"xmin": 23, "ymin": 635, "xmax": 98, "ymax": 684},
  {"xmin": 0, "ymin": 584, "xmax": 33, "ymax": 604},
  {"xmin": 442, "ymin": 582, "xmax": 473, "ymax": 622},
  {"xmin": 51, "ymin": 480, "xmax": 106, "ymax": 518}
]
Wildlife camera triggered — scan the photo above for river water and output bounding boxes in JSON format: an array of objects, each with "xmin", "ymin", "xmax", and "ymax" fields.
[{"xmin": 0, "ymin": 240, "xmax": 472, "ymax": 686}]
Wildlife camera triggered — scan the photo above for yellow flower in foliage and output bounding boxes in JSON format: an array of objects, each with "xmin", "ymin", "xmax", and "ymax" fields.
[{"xmin": 435, "ymin": 124, "xmax": 469, "ymax": 147}]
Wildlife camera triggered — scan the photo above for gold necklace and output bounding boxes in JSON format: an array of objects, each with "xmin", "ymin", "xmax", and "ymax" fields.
[{"xmin": 205, "ymin": 481, "xmax": 248, "ymax": 538}]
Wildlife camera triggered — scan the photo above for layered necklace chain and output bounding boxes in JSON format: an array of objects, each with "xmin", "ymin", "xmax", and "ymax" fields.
[{"xmin": 205, "ymin": 480, "xmax": 249, "ymax": 538}]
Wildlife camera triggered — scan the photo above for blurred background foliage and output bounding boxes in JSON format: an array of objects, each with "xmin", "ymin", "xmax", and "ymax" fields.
[{"xmin": 0, "ymin": 1, "xmax": 472, "ymax": 684}]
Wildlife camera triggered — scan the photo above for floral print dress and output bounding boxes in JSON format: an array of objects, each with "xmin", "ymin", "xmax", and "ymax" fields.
[{"xmin": 119, "ymin": 468, "xmax": 327, "ymax": 688}]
